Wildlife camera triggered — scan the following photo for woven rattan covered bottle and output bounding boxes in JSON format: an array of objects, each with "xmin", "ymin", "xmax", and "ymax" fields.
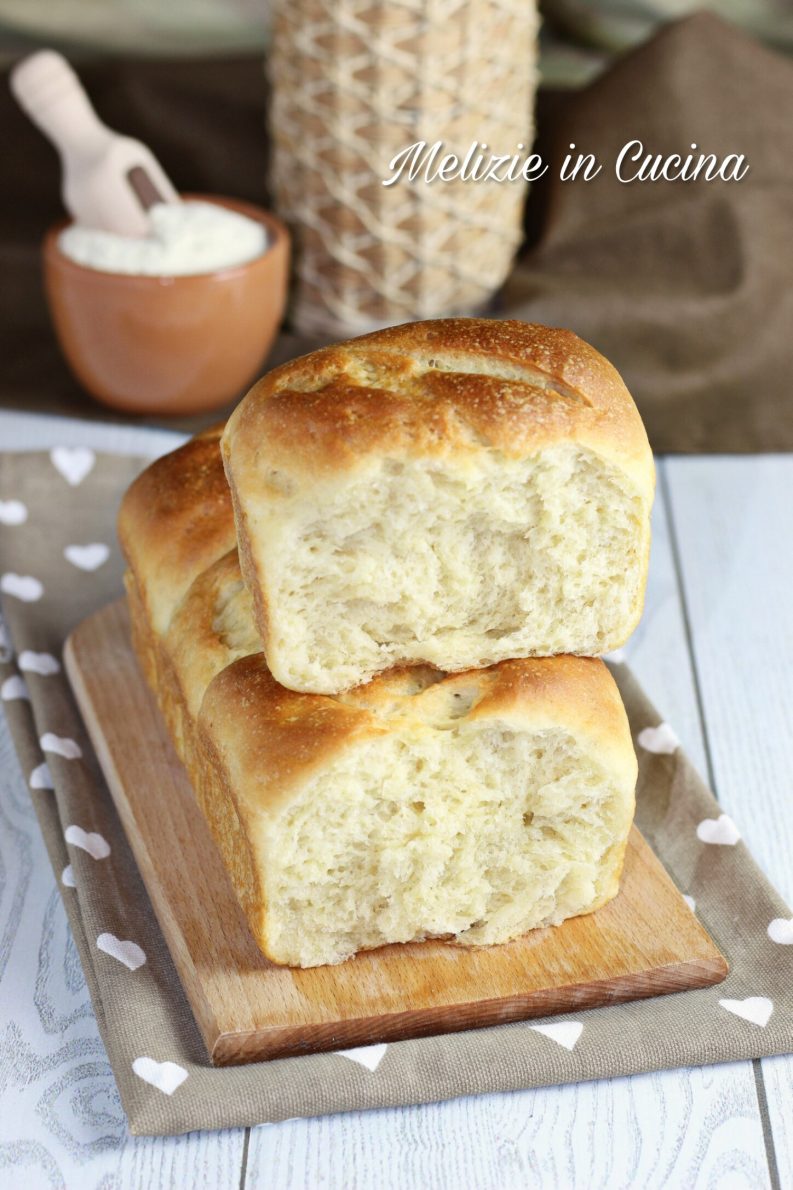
[{"xmin": 269, "ymin": 0, "xmax": 539, "ymax": 336}]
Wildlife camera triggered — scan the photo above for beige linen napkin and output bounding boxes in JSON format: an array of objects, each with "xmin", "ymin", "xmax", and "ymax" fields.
[{"xmin": 1, "ymin": 448, "xmax": 792, "ymax": 1136}]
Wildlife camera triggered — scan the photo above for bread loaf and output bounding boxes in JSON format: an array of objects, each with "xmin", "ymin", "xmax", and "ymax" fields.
[
  {"xmin": 222, "ymin": 318, "xmax": 654, "ymax": 695},
  {"xmin": 119, "ymin": 431, "xmax": 637, "ymax": 968}
]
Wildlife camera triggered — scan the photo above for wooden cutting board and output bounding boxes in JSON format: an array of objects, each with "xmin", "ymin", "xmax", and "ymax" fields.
[{"xmin": 64, "ymin": 599, "xmax": 728, "ymax": 1066}]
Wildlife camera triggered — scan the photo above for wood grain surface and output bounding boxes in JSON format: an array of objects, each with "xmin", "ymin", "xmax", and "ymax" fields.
[{"xmin": 63, "ymin": 597, "xmax": 727, "ymax": 1066}]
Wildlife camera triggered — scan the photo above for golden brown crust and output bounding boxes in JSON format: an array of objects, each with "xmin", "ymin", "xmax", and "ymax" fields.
[
  {"xmin": 199, "ymin": 654, "xmax": 378, "ymax": 816},
  {"xmin": 118, "ymin": 426, "xmax": 236, "ymax": 635},
  {"xmin": 192, "ymin": 723, "xmax": 266, "ymax": 944},
  {"xmin": 164, "ymin": 549, "xmax": 256, "ymax": 721},
  {"xmin": 221, "ymin": 319, "xmax": 654, "ymax": 688},
  {"xmin": 124, "ymin": 571, "xmax": 160, "ymax": 696},
  {"xmin": 198, "ymin": 649, "xmax": 634, "ymax": 966},
  {"xmin": 126, "ymin": 572, "xmax": 265, "ymax": 941},
  {"xmin": 198, "ymin": 649, "xmax": 635, "ymax": 818},
  {"xmin": 222, "ymin": 319, "xmax": 652, "ymax": 485}
]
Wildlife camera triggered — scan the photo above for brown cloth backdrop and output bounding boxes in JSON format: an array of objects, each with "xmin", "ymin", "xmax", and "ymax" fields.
[
  {"xmin": 1, "ymin": 13, "xmax": 792, "ymax": 450},
  {"xmin": 506, "ymin": 13, "xmax": 793, "ymax": 452}
]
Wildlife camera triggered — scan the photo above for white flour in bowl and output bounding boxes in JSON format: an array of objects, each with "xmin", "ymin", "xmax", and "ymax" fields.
[{"xmin": 58, "ymin": 200, "xmax": 268, "ymax": 276}]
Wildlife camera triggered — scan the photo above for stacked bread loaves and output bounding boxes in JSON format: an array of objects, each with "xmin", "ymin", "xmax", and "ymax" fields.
[{"xmin": 119, "ymin": 319, "xmax": 654, "ymax": 968}]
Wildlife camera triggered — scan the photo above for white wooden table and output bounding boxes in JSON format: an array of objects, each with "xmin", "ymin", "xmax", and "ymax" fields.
[{"xmin": 1, "ymin": 411, "xmax": 791, "ymax": 1189}]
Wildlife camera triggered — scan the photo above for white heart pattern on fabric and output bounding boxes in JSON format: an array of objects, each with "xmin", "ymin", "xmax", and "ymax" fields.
[
  {"xmin": 336, "ymin": 1044, "xmax": 388, "ymax": 1072},
  {"xmin": 719, "ymin": 997, "xmax": 774, "ymax": 1028},
  {"xmin": 19, "ymin": 650, "xmax": 60, "ymax": 675},
  {"xmin": 132, "ymin": 1057, "xmax": 188, "ymax": 1096},
  {"xmin": 1, "ymin": 675, "xmax": 29, "ymax": 701},
  {"xmin": 64, "ymin": 543, "xmax": 110, "ymax": 572},
  {"xmin": 1, "ymin": 573, "xmax": 43, "ymax": 602},
  {"xmin": 683, "ymin": 895, "xmax": 696, "ymax": 913},
  {"xmin": 97, "ymin": 933, "xmax": 147, "ymax": 971},
  {"xmin": 64, "ymin": 825, "xmax": 111, "ymax": 860},
  {"xmin": 62, "ymin": 864, "xmax": 76, "ymax": 888},
  {"xmin": 768, "ymin": 918, "xmax": 793, "ymax": 945},
  {"xmin": 696, "ymin": 814, "xmax": 741, "ymax": 846},
  {"xmin": 30, "ymin": 762, "xmax": 54, "ymax": 790},
  {"xmin": 637, "ymin": 723, "xmax": 680, "ymax": 754},
  {"xmin": 0, "ymin": 499, "xmax": 27, "ymax": 525},
  {"xmin": 50, "ymin": 446, "xmax": 95, "ymax": 486},
  {"xmin": 40, "ymin": 732, "xmax": 82, "ymax": 760},
  {"xmin": 530, "ymin": 1021, "xmax": 584, "ymax": 1051}
]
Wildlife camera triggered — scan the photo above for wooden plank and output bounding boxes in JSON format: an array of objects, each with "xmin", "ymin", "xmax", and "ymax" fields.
[
  {"xmin": 64, "ymin": 596, "xmax": 726, "ymax": 1067},
  {"xmin": 243, "ymin": 1061, "xmax": 772, "ymax": 1190},
  {"xmin": 244, "ymin": 462, "xmax": 773, "ymax": 1190},
  {"xmin": 665, "ymin": 455, "xmax": 793, "ymax": 1183},
  {"xmin": 664, "ymin": 456, "xmax": 793, "ymax": 903},
  {"xmin": 0, "ymin": 408, "xmax": 185, "ymax": 459},
  {"xmin": 762, "ymin": 1057, "xmax": 793, "ymax": 1190},
  {"xmin": 622, "ymin": 471, "xmax": 709, "ymax": 776},
  {"xmin": 0, "ymin": 716, "xmax": 247, "ymax": 1187},
  {"xmin": 110, "ymin": 1128, "xmax": 246, "ymax": 1190}
]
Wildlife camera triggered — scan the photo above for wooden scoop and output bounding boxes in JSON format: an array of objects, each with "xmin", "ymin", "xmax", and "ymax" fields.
[{"xmin": 11, "ymin": 50, "xmax": 179, "ymax": 237}]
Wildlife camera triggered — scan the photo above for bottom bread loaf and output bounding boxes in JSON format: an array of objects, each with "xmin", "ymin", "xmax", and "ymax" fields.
[{"xmin": 119, "ymin": 432, "xmax": 638, "ymax": 968}]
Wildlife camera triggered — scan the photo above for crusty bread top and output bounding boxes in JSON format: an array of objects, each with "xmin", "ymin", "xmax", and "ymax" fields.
[
  {"xmin": 222, "ymin": 319, "xmax": 652, "ymax": 487},
  {"xmin": 200, "ymin": 644, "xmax": 636, "ymax": 818},
  {"xmin": 118, "ymin": 425, "xmax": 236, "ymax": 635}
]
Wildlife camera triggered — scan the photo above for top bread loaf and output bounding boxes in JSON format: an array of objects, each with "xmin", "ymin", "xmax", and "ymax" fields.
[{"xmin": 222, "ymin": 319, "xmax": 654, "ymax": 694}]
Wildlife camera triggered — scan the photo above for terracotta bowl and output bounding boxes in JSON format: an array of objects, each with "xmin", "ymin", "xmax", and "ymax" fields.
[{"xmin": 42, "ymin": 195, "xmax": 290, "ymax": 416}]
